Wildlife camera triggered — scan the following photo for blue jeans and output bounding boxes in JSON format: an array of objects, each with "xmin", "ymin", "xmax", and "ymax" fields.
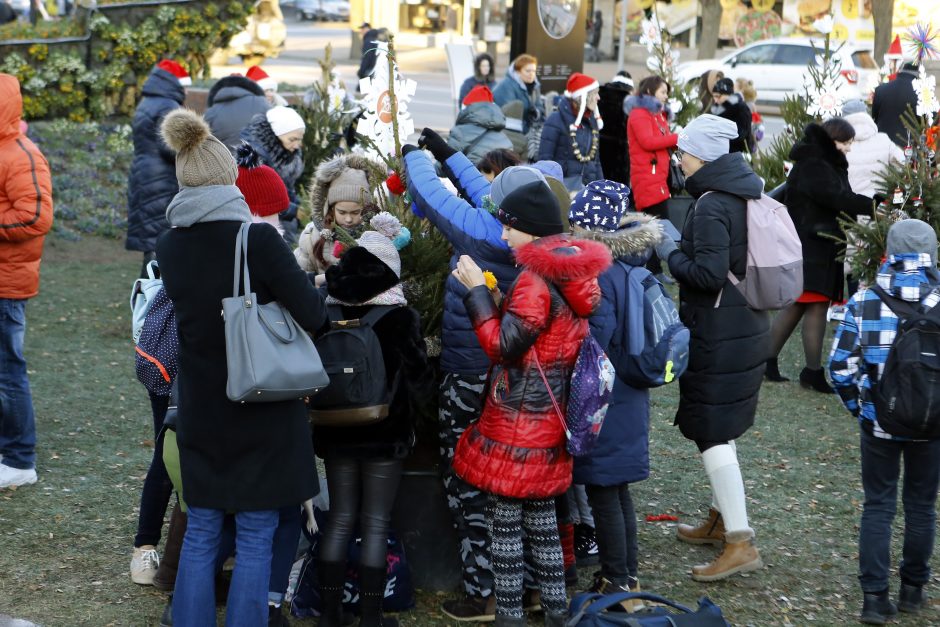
[
  {"xmin": 858, "ymin": 427, "xmax": 940, "ymax": 593},
  {"xmin": 269, "ymin": 505, "xmax": 302, "ymax": 604},
  {"xmin": 173, "ymin": 506, "xmax": 278, "ymax": 626},
  {"xmin": 0, "ymin": 299, "xmax": 36, "ymax": 470}
]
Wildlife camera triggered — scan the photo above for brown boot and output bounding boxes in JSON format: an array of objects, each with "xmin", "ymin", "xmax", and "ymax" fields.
[
  {"xmin": 691, "ymin": 529, "xmax": 763, "ymax": 582},
  {"xmin": 676, "ymin": 508, "xmax": 725, "ymax": 546},
  {"xmin": 153, "ymin": 502, "xmax": 187, "ymax": 592}
]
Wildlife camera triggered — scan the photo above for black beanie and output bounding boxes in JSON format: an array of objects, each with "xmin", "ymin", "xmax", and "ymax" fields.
[{"xmin": 497, "ymin": 181, "xmax": 564, "ymax": 237}]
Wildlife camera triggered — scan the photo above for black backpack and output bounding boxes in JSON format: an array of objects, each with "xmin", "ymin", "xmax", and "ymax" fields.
[
  {"xmin": 870, "ymin": 285, "xmax": 940, "ymax": 439},
  {"xmin": 308, "ymin": 305, "xmax": 399, "ymax": 427}
]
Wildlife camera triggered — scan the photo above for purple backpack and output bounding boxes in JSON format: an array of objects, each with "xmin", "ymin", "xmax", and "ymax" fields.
[{"xmin": 535, "ymin": 334, "xmax": 615, "ymax": 457}]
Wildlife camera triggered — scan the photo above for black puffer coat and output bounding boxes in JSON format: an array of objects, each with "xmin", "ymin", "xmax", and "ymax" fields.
[
  {"xmin": 240, "ymin": 113, "xmax": 304, "ymax": 222},
  {"xmin": 786, "ymin": 123, "xmax": 874, "ymax": 301},
  {"xmin": 872, "ymin": 70, "xmax": 918, "ymax": 146},
  {"xmin": 125, "ymin": 68, "xmax": 184, "ymax": 253},
  {"xmin": 204, "ymin": 76, "xmax": 270, "ymax": 154},
  {"xmin": 665, "ymin": 152, "xmax": 770, "ymax": 442},
  {"xmin": 313, "ymin": 246, "xmax": 433, "ymax": 460},
  {"xmin": 710, "ymin": 93, "xmax": 752, "ymax": 154},
  {"xmin": 597, "ymin": 81, "xmax": 631, "ymax": 185}
]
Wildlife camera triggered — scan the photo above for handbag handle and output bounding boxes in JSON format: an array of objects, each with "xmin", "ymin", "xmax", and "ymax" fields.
[
  {"xmin": 577, "ymin": 591, "xmax": 695, "ymax": 615},
  {"xmin": 532, "ymin": 354, "xmax": 570, "ymax": 439},
  {"xmin": 232, "ymin": 222, "xmax": 297, "ymax": 343}
]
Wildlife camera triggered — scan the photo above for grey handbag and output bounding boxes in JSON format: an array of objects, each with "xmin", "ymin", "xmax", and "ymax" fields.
[{"xmin": 222, "ymin": 223, "xmax": 330, "ymax": 403}]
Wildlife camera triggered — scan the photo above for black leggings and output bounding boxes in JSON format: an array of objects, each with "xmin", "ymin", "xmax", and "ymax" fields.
[{"xmin": 320, "ymin": 456, "xmax": 403, "ymax": 569}]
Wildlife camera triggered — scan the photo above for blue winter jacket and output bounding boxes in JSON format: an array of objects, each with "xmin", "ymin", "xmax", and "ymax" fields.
[
  {"xmin": 538, "ymin": 97, "xmax": 604, "ymax": 192},
  {"xmin": 403, "ymin": 149, "xmax": 519, "ymax": 374},
  {"xmin": 573, "ymin": 220, "xmax": 659, "ymax": 486},
  {"xmin": 126, "ymin": 68, "xmax": 185, "ymax": 252},
  {"xmin": 492, "ymin": 67, "xmax": 544, "ymax": 134}
]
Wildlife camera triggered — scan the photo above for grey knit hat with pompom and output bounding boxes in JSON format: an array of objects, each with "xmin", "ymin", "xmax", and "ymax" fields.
[{"xmin": 161, "ymin": 109, "xmax": 238, "ymax": 187}]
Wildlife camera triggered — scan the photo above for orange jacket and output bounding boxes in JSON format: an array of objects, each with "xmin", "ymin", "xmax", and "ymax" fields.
[{"xmin": 0, "ymin": 74, "xmax": 53, "ymax": 299}]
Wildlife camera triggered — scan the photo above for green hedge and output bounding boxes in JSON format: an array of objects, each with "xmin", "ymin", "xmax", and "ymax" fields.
[{"xmin": 0, "ymin": 0, "xmax": 252, "ymax": 120}]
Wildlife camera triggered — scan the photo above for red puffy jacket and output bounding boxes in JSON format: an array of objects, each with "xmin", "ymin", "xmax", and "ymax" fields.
[
  {"xmin": 454, "ymin": 235, "xmax": 611, "ymax": 499},
  {"xmin": 0, "ymin": 74, "xmax": 54, "ymax": 300},
  {"xmin": 626, "ymin": 95, "xmax": 677, "ymax": 211}
]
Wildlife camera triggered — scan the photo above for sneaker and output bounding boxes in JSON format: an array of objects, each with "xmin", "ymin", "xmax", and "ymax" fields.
[
  {"xmin": 131, "ymin": 546, "xmax": 161, "ymax": 585},
  {"xmin": 0, "ymin": 463, "xmax": 37, "ymax": 489},
  {"xmin": 575, "ymin": 524, "xmax": 600, "ymax": 566},
  {"xmin": 441, "ymin": 594, "xmax": 496, "ymax": 622}
]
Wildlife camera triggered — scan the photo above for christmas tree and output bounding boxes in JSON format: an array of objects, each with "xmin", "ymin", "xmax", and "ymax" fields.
[{"xmin": 641, "ymin": 10, "xmax": 697, "ymax": 128}]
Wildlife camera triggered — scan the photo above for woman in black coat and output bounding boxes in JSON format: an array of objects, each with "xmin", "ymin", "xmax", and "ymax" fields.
[
  {"xmin": 656, "ymin": 114, "xmax": 768, "ymax": 583},
  {"xmin": 765, "ymin": 119, "xmax": 875, "ymax": 392},
  {"xmin": 126, "ymin": 63, "xmax": 186, "ymax": 264},
  {"xmin": 709, "ymin": 78, "xmax": 752, "ymax": 154},
  {"xmin": 313, "ymin": 219, "xmax": 432, "ymax": 627},
  {"xmin": 154, "ymin": 109, "xmax": 327, "ymax": 625}
]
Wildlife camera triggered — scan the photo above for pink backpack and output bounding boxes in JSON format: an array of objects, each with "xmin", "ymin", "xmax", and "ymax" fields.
[{"xmin": 707, "ymin": 192, "xmax": 803, "ymax": 311}]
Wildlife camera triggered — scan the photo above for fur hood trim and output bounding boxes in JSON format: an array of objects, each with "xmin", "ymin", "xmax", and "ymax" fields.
[
  {"xmin": 207, "ymin": 75, "xmax": 265, "ymax": 106},
  {"xmin": 623, "ymin": 94, "xmax": 669, "ymax": 116},
  {"xmin": 309, "ymin": 154, "xmax": 387, "ymax": 218},
  {"xmin": 571, "ymin": 212, "xmax": 661, "ymax": 261},
  {"xmin": 790, "ymin": 122, "xmax": 847, "ymax": 170},
  {"xmin": 515, "ymin": 235, "xmax": 612, "ymax": 283}
]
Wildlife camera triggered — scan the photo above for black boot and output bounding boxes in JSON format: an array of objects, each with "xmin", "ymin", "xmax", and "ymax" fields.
[
  {"xmin": 898, "ymin": 582, "xmax": 927, "ymax": 613},
  {"xmin": 358, "ymin": 565, "xmax": 398, "ymax": 627},
  {"xmin": 153, "ymin": 503, "xmax": 187, "ymax": 592},
  {"xmin": 160, "ymin": 594, "xmax": 172, "ymax": 627},
  {"xmin": 319, "ymin": 560, "xmax": 352, "ymax": 627},
  {"xmin": 765, "ymin": 358, "xmax": 790, "ymax": 382},
  {"xmin": 799, "ymin": 367, "xmax": 834, "ymax": 394},
  {"xmin": 860, "ymin": 590, "xmax": 898, "ymax": 625}
]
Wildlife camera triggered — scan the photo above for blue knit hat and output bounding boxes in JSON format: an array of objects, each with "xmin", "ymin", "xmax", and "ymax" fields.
[{"xmin": 568, "ymin": 180, "xmax": 631, "ymax": 232}]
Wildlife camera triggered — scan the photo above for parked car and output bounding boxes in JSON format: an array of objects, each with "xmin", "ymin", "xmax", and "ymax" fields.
[
  {"xmin": 677, "ymin": 38, "xmax": 877, "ymax": 104},
  {"xmin": 225, "ymin": 0, "xmax": 287, "ymax": 63},
  {"xmin": 295, "ymin": 0, "xmax": 348, "ymax": 21},
  {"xmin": 9, "ymin": 0, "xmax": 30, "ymax": 18}
]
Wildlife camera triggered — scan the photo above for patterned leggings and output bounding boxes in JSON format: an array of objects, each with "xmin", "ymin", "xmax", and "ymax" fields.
[{"xmin": 489, "ymin": 494, "xmax": 567, "ymax": 618}]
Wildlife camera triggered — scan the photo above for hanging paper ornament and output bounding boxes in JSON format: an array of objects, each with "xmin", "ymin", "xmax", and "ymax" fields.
[
  {"xmin": 812, "ymin": 14, "xmax": 834, "ymax": 35},
  {"xmin": 358, "ymin": 42, "xmax": 417, "ymax": 158},
  {"xmin": 904, "ymin": 144, "xmax": 914, "ymax": 161},
  {"xmin": 911, "ymin": 65, "xmax": 940, "ymax": 117},
  {"xmin": 804, "ymin": 76, "xmax": 845, "ymax": 119},
  {"xmin": 639, "ymin": 17, "xmax": 664, "ymax": 53},
  {"xmin": 893, "ymin": 187, "xmax": 904, "ymax": 204}
]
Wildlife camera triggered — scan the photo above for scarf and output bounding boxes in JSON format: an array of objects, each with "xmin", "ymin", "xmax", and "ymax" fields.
[
  {"xmin": 166, "ymin": 185, "xmax": 251, "ymax": 227},
  {"xmin": 325, "ymin": 284, "xmax": 407, "ymax": 307}
]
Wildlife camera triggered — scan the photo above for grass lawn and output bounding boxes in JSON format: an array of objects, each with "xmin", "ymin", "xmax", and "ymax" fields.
[{"xmin": 3, "ymin": 234, "xmax": 939, "ymax": 626}]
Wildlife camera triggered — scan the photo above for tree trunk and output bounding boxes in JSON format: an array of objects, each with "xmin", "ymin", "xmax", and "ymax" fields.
[
  {"xmin": 871, "ymin": 0, "xmax": 894, "ymax": 63},
  {"xmin": 698, "ymin": 0, "xmax": 722, "ymax": 60}
]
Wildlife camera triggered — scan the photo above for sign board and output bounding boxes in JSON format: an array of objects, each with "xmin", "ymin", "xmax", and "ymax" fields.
[{"xmin": 510, "ymin": 0, "xmax": 588, "ymax": 94}]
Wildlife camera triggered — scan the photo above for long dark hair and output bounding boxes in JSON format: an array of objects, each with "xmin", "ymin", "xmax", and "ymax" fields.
[
  {"xmin": 478, "ymin": 149, "xmax": 521, "ymax": 177},
  {"xmin": 821, "ymin": 117, "xmax": 856, "ymax": 143}
]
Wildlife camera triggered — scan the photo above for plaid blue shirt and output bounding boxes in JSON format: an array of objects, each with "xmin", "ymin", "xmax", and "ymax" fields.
[{"xmin": 827, "ymin": 253, "xmax": 940, "ymax": 440}]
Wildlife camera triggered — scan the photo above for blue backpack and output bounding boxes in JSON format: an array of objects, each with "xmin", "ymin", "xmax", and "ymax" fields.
[
  {"xmin": 568, "ymin": 591, "xmax": 729, "ymax": 626},
  {"xmin": 611, "ymin": 262, "xmax": 689, "ymax": 388},
  {"xmin": 135, "ymin": 286, "xmax": 178, "ymax": 397}
]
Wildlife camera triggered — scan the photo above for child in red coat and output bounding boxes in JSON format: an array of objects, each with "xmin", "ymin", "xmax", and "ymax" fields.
[{"xmin": 452, "ymin": 180, "xmax": 611, "ymax": 626}]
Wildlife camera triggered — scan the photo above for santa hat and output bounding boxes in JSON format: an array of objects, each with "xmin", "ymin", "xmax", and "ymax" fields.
[
  {"xmin": 157, "ymin": 59, "xmax": 191, "ymax": 87},
  {"xmin": 246, "ymin": 65, "xmax": 278, "ymax": 92},
  {"xmin": 462, "ymin": 85, "xmax": 494, "ymax": 107},
  {"xmin": 885, "ymin": 35, "xmax": 903, "ymax": 60},
  {"xmin": 564, "ymin": 72, "xmax": 602, "ymax": 131}
]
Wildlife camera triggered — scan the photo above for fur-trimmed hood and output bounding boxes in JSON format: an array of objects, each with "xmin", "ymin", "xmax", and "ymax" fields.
[
  {"xmin": 790, "ymin": 122, "xmax": 848, "ymax": 170},
  {"xmin": 845, "ymin": 110, "xmax": 878, "ymax": 141},
  {"xmin": 239, "ymin": 113, "xmax": 304, "ymax": 186},
  {"xmin": 325, "ymin": 245, "xmax": 402, "ymax": 305},
  {"xmin": 571, "ymin": 212, "xmax": 661, "ymax": 266},
  {"xmin": 514, "ymin": 235, "xmax": 612, "ymax": 318},
  {"xmin": 623, "ymin": 94, "xmax": 670, "ymax": 117},
  {"xmin": 308, "ymin": 153, "xmax": 387, "ymax": 219}
]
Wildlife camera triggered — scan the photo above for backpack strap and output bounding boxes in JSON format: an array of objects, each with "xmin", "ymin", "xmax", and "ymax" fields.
[
  {"xmin": 871, "ymin": 284, "xmax": 919, "ymax": 321},
  {"xmin": 357, "ymin": 304, "xmax": 401, "ymax": 328}
]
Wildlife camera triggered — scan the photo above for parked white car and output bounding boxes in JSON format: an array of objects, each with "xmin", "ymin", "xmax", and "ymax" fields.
[{"xmin": 677, "ymin": 38, "xmax": 878, "ymax": 104}]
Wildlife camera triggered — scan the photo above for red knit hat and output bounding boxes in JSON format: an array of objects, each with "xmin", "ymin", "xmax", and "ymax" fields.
[
  {"xmin": 564, "ymin": 72, "xmax": 601, "ymax": 131},
  {"xmin": 246, "ymin": 65, "xmax": 278, "ymax": 92},
  {"xmin": 462, "ymin": 85, "xmax": 494, "ymax": 106},
  {"xmin": 157, "ymin": 59, "xmax": 191, "ymax": 87},
  {"xmin": 236, "ymin": 164, "xmax": 289, "ymax": 217},
  {"xmin": 886, "ymin": 35, "xmax": 903, "ymax": 60}
]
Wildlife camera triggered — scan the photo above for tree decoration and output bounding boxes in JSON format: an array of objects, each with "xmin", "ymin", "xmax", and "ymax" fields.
[
  {"xmin": 641, "ymin": 6, "xmax": 697, "ymax": 127},
  {"xmin": 357, "ymin": 40, "xmax": 417, "ymax": 160},
  {"xmin": 904, "ymin": 22, "xmax": 939, "ymax": 65},
  {"xmin": 912, "ymin": 65, "xmax": 940, "ymax": 117},
  {"xmin": 804, "ymin": 75, "xmax": 846, "ymax": 118}
]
